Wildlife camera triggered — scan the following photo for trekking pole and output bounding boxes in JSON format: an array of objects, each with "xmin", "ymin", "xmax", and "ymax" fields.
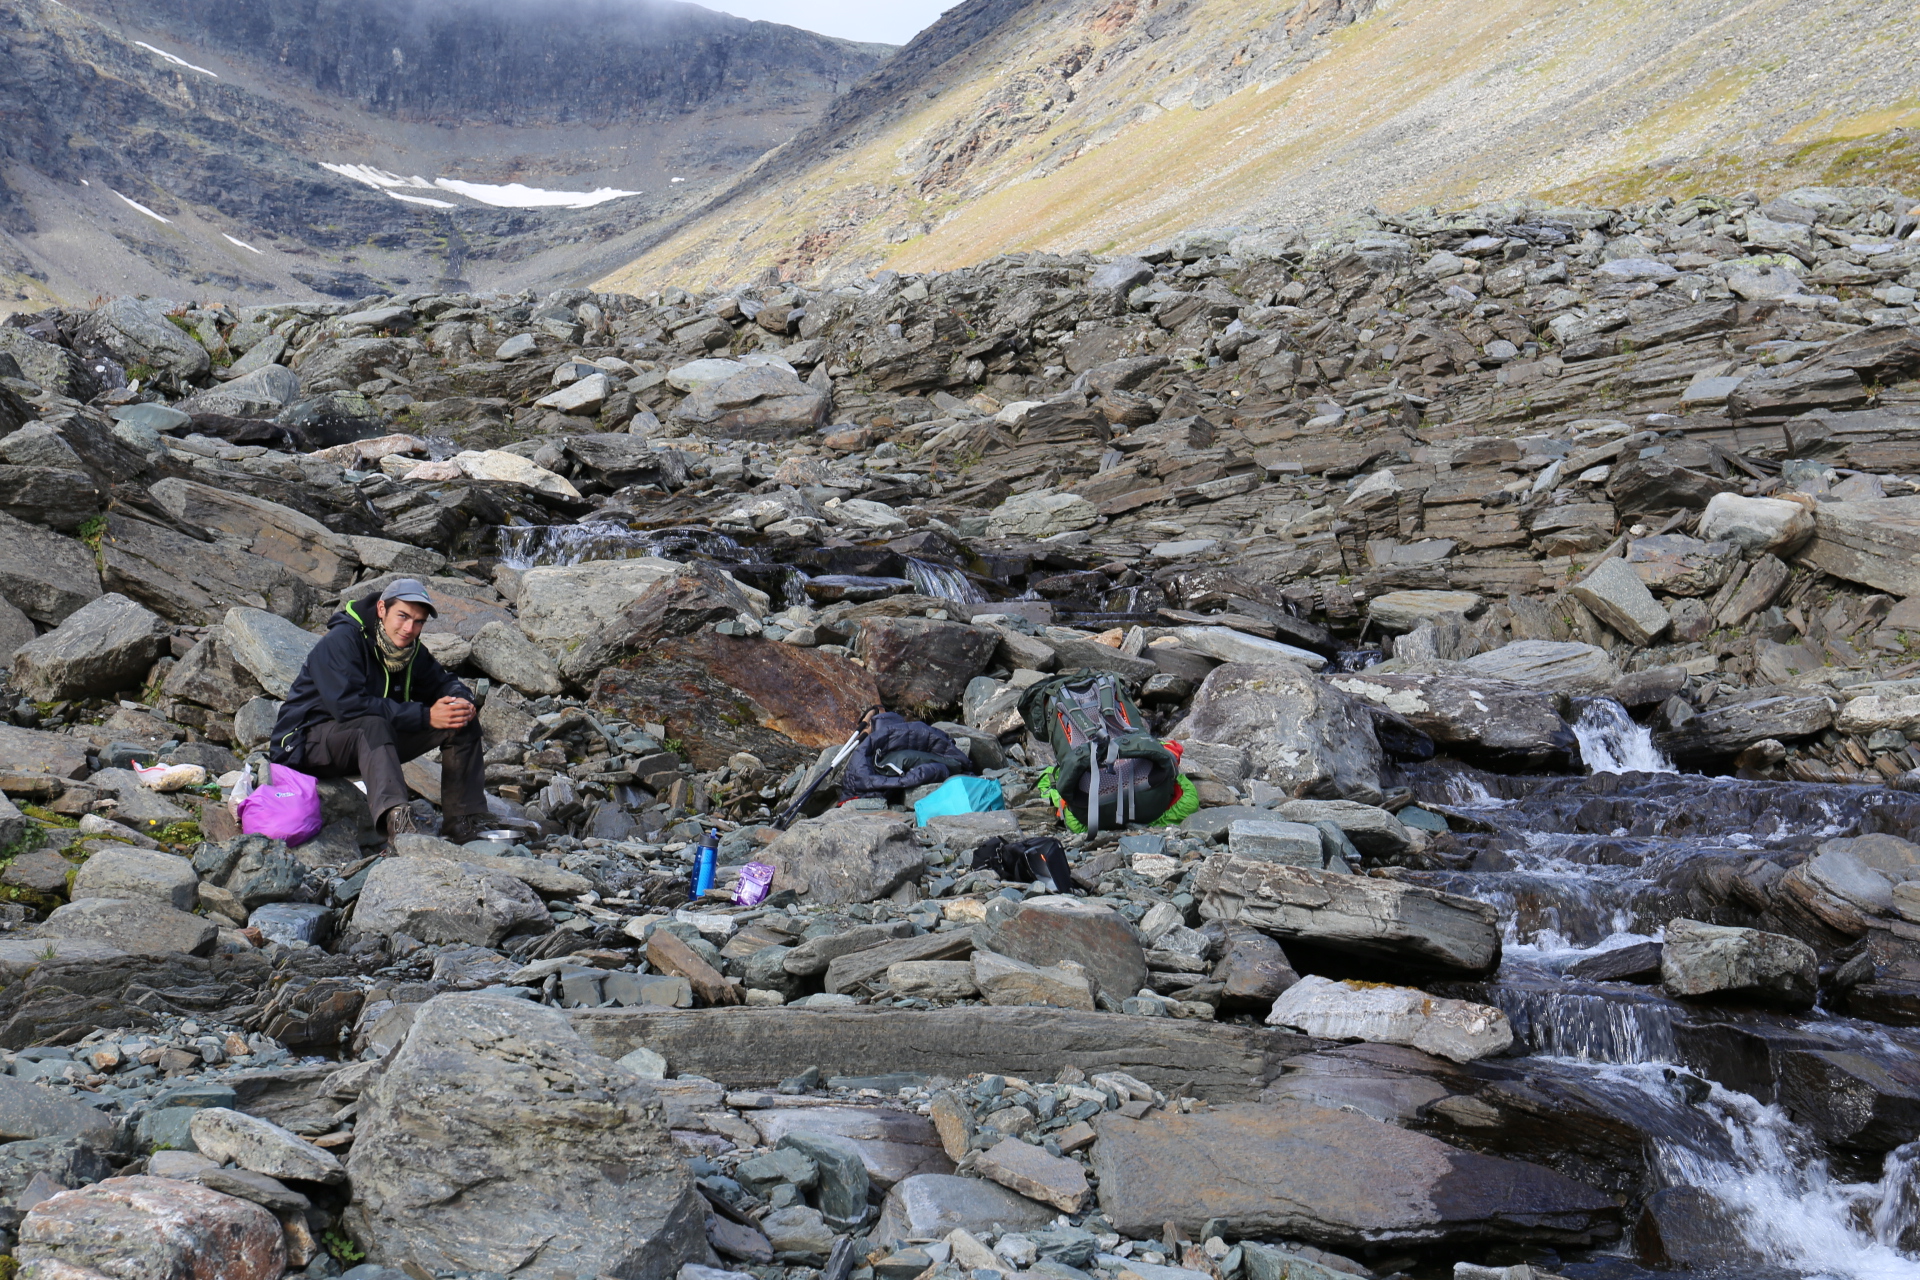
[{"xmin": 771, "ymin": 711, "xmax": 876, "ymax": 831}]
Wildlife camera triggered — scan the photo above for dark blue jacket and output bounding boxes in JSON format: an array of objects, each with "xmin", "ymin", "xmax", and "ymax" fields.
[
  {"xmin": 267, "ymin": 595, "xmax": 469, "ymax": 766},
  {"xmin": 839, "ymin": 712, "xmax": 973, "ymax": 800}
]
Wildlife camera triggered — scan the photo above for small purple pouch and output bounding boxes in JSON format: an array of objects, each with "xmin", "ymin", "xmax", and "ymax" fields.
[{"xmin": 733, "ymin": 861, "xmax": 776, "ymax": 906}]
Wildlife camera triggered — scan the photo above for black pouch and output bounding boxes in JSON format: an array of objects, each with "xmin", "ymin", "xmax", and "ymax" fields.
[{"xmin": 972, "ymin": 835, "xmax": 1074, "ymax": 892}]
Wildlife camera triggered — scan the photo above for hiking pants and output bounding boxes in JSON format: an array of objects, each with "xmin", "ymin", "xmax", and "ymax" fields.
[{"xmin": 298, "ymin": 714, "xmax": 485, "ymax": 829}]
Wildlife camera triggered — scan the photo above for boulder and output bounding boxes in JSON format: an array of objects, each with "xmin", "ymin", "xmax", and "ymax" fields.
[
  {"xmin": 345, "ymin": 994, "xmax": 705, "ymax": 1279},
  {"xmin": 1837, "ymin": 695, "xmax": 1920, "ymax": 735},
  {"xmin": 1660, "ymin": 917, "xmax": 1817, "ymax": 1007},
  {"xmin": 670, "ymin": 365, "xmax": 828, "ymax": 439},
  {"xmin": 0, "ymin": 596, "xmax": 32, "ymax": 667},
  {"xmin": 101, "ymin": 513, "xmax": 315, "ymax": 627},
  {"xmin": 222, "ymin": 607, "xmax": 322, "ymax": 699},
  {"xmin": 535, "ymin": 371, "xmax": 610, "ymax": 414},
  {"xmin": 1177, "ymin": 663, "xmax": 1384, "ymax": 799},
  {"xmin": 1698, "ymin": 493, "xmax": 1815, "ymax": 556},
  {"xmin": 391, "ymin": 833, "xmax": 592, "ymax": 895},
  {"xmin": 1197, "ymin": 853, "xmax": 1501, "ymax": 975},
  {"xmin": 0, "ymin": 510, "xmax": 101, "ymax": 625},
  {"xmin": 987, "ymin": 492, "xmax": 1098, "ymax": 539},
  {"xmin": 1605, "ymin": 456, "xmax": 1736, "ymax": 520},
  {"xmin": 17, "ymin": 1176, "xmax": 283, "ymax": 1279},
  {"xmin": 516, "ymin": 558, "xmax": 688, "ymax": 644},
  {"xmin": 150, "ymin": 478, "xmax": 360, "ymax": 592},
  {"xmin": 1625, "ymin": 535, "xmax": 1737, "ymax": 597},
  {"xmin": 1654, "ymin": 688, "xmax": 1833, "ymax": 763},
  {"xmin": 1227, "ymin": 820, "xmax": 1324, "ymax": 868},
  {"xmin": 296, "ymin": 336, "xmax": 403, "ymax": 393},
  {"xmin": 189, "ymin": 1108, "xmax": 345, "ymax": 1183},
  {"xmin": 858, "ymin": 618, "xmax": 997, "ymax": 711},
  {"xmin": 1568, "ymin": 558, "xmax": 1671, "ymax": 646},
  {"xmin": 178, "ymin": 364, "xmax": 301, "ymax": 418},
  {"xmin": 34, "ymin": 898, "xmax": 217, "ymax": 957},
  {"xmin": 972, "ymin": 951, "xmax": 1097, "ymax": 1010},
  {"xmin": 1264, "ymin": 975, "xmax": 1513, "ymax": 1063},
  {"xmin": 1327, "ymin": 669, "xmax": 1576, "ymax": 769},
  {"xmin": 559, "ymin": 561, "xmax": 764, "ymax": 687},
  {"xmin": 196, "ymin": 834, "xmax": 307, "ymax": 910},
  {"xmin": 162, "ymin": 627, "xmax": 270, "ymax": 713},
  {"xmin": 0, "ymin": 724, "xmax": 91, "ymax": 784},
  {"xmin": 746, "ymin": 1107, "xmax": 953, "ymax": 1190},
  {"xmin": 453, "ymin": 449, "xmax": 582, "ymax": 500},
  {"xmin": 874, "ymin": 1173, "xmax": 1055, "ymax": 1247},
  {"xmin": 1271, "ymin": 800, "xmax": 1414, "ymax": 858},
  {"xmin": 1211, "ymin": 925, "xmax": 1299, "ymax": 1009},
  {"xmin": 77, "ymin": 298, "xmax": 211, "ymax": 387},
  {"xmin": 975, "ymin": 1137, "xmax": 1089, "ymax": 1213},
  {"xmin": 1791, "ymin": 834, "xmax": 1920, "ymax": 933},
  {"xmin": 1171, "ymin": 626, "xmax": 1327, "ymax": 670},
  {"xmin": 0, "ymin": 466, "xmax": 101, "ymax": 533},
  {"xmin": 0, "ymin": 329, "xmax": 99, "ymax": 398},
  {"xmin": 468, "ymin": 620, "xmax": 562, "ymax": 696},
  {"xmin": 987, "ymin": 895, "xmax": 1149, "ymax": 1003},
  {"xmin": 1462, "ymin": 640, "xmax": 1618, "ymax": 694},
  {"xmin": 68, "ymin": 847, "xmax": 197, "ymax": 911},
  {"xmin": 352, "ymin": 855, "xmax": 548, "ymax": 946},
  {"xmin": 757, "ymin": 813, "xmax": 926, "ymax": 906},
  {"xmin": 591, "ymin": 632, "xmax": 878, "ymax": 771},
  {"xmin": 1367, "ymin": 590, "xmax": 1483, "ymax": 632},
  {"xmin": 0, "ymin": 1076, "xmax": 117, "ymax": 1145},
  {"xmin": 886, "ymin": 960, "xmax": 980, "ymax": 1000},
  {"xmin": 10, "ymin": 593, "xmax": 166, "ymax": 700},
  {"xmin": 1090, "ymin": 1103, "xmax": 1618, "ymax": 1245}
]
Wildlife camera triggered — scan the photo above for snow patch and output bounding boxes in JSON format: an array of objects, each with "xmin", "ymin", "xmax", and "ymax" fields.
[
  {"xmin": 389, "ymin": 192, "xmax": 457, "ymax": 209},
  {"xmin": 432, "ymin": 178, "xmax": 639, "ymax": 209},
  {"xmin": 134, "ymin": 41, "xmax": 218, "ymax": 77},
  {"xmin": 223, "ymin": 233, "xmax": 262, "ymax": 254},
  {"xmin": 320, "ymin": 164, "xmax": 436, "ymax": 191},
  {"xmin": 112, "ymin": 191, "xmax": 172, "ymax": 225}
]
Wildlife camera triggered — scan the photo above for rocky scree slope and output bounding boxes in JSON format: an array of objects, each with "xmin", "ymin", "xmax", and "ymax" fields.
[
  {"xmin": 0, "ymin": 0, "xmax": 891, "ymax": 312},
  {"xmin": 603, "ymin": 0, "xmax": 1920, "ymax": 291},
  {"xmin": 5, "ymin": 185, "xmax": 1920, "ymax": 1276}
]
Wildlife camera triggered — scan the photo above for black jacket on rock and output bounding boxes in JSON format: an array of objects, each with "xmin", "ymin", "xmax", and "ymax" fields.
[{"xmin": 267, "ymin": 594, "xmax": 470, "ymax": 767}]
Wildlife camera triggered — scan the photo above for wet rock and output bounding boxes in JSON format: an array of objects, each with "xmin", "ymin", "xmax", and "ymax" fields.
[
  {"xmin": 222, "ymin": 606, "xmax": 323, "ymax": 699},
  {"xmin": 10, "ymin": 593, "xmax": 166, "ymax": 700},
  {"xmin": 189, "ymin": 1107, "xmax": 345, "ymax": 1183},
  {"xmin": 1785, "ymin": 834, "xmax": 1920, "ymax": 934},
  {"xmin": 1091, "ymin": 1102, "xmax": 1618, "ymax": 1245},
  {"xmin": 591, "ymin": 631, "xmax": 876, "ymax": 771},
  {"xmin": 1265, "ymin": 975, "xmax": 1513, "ymax": 1063},
  {"xmin": 352, "ymin": 855, "xmax": 548, "ymax": 946},
  {"xmin": 1660, "ymin": 918, "xmax": 1817, "ymax": 1008},
  {"xmin": 758, "ymin": 812, "xmax": 926, "ymax": 905},
  {"xmin": 988, "ymin": 895, "xmax": 1149, "ymax": 1003},
  {"xmin": 1775, "ymin": 1046, "xmax": 1920, "ymax": 1154},
  {"xmin": 1178, "ymin": 662, "xmax": 1384, "ymax": 799},
  {"xmin": 1568, "ymin": 558, "xmax": 1670, "ymax": 646},
  {"xmin": 1698, "ymin": 493, "xmax": 1815, "ymax": 556},
  {"xmin": 151, "ymin": 478, "xmax": 360, "ymax": 593},
  {"xmin": 68, "ymin": 846, "xmax": 197, "ymax": 911},
  {"xmin": 972, "ymin": 950, "xmax": 1097, "ymax": 1010},
  {"xmin": 1566, "ymin": 942, "xmax": 1664, "ymax": 984},
  {"xmin": 0, "ymin": 510, "xmax": 100, "ymax": 625},
  {"xmin": 1198, "ymin": 853, "xmax": 1501, "ymax": 976},
  {"xmin": 1633, "ymin": 1185, "xmax": 1767, "ymax": 1272},
  {"xmin": 1461, "ymin": 640, "xmax": 1619, "ymax": 695},
  {"xmin": 34, "ymin": 898, "xmax": 217, "ymax": 957},
  {"xmin": 874, "ymin": 1172, "xmax": 1055, "ymax": 1246},
  {"xmin": 346, "ymin": 994, "xmax": 705, "ymax": 1278},
  {"xmin": 18, "ymin": 1175, "xmax": 283, "ymax": 1279},
  {"xmin": 1328, "ymin": 669, "xmax": 1576, "ymax": 770},
  {"xmin": 859, "ymin": 618, "xmax": 997, "ymax": 711}
]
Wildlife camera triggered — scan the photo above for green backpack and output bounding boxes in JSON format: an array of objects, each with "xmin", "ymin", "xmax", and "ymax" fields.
[{"xmin": 1018, "ymin": 670, "xmax": 1181, "ymax": 834}]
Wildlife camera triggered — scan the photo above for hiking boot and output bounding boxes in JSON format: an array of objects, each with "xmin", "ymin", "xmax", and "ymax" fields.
[
  {"xmin": 439, "ymin": 814, "xmax": 486, "ymax": 846},
  {"xmin": 379, "ymin": 805, "xmax": 417, "ymax": 855}
]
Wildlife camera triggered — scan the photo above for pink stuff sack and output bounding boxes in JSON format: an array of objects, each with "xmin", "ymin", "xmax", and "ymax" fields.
[{"xmin": 236, "ymin": 763, "xmax": 325, "ymax": 846}]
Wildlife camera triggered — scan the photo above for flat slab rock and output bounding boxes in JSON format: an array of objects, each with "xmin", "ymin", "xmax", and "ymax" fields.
[
  {"xmin": 1090, "ymin": 1102, "xmax": 1619, "ymax": 1247},
  {"xmin": 745, "ymin": 1106, "xmax": 954, "ymax": 1188},
  {"xmin": 569, "ymin": 1006, "xmax": 1312, "ymax": 1100}
]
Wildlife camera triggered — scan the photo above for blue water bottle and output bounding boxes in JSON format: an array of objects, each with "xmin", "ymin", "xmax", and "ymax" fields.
[{"xmin": 690, "ymin": 828, "xmax": 719, "ymax": 900}]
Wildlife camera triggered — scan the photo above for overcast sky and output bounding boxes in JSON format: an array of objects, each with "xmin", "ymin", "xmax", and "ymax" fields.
[{"xmin": 706, "ymin": 0, "xmax": 955, "ymax": 45}]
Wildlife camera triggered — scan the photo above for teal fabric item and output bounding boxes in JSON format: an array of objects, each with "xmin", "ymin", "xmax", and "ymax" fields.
[{"xmin": 914, "ymin": 775, "xmax": 1005, "ymax": 826}]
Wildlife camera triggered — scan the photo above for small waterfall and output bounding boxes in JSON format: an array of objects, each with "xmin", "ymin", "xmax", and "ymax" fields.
[
  {"xmin": 496, "ymin": 524, "xmax": 744, "ymax": 569},
  {"xmin": 777, "ymin": 566, "xmax": 811, "ymax": 610},
  {"xmin": 1487, "ymin": 983, "xmax": 1678, "ymax": 1063},
  {"xmin": 1605, "ymin": 1066, "xmax": 1920, "ymax": 1278},
  {"xmin": 903, "ymin": 557, "xmax": 988, "ymax": 604},
  {"xmin": 1573, "ymin": 697, "xmax": 1677, "ymax": 775}
]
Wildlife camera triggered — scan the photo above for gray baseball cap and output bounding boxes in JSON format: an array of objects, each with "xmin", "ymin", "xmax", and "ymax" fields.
[{"xmin": 378, "ymin": 578, "xmax": 438, "ymax": 617}]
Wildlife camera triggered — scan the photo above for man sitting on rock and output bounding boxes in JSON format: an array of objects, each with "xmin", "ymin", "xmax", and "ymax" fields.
[{"xmin": 267, "ymin": 578, "xmax": 486, "ymax": 847}]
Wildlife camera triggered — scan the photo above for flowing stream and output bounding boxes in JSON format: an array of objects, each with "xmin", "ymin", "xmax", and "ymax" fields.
[{"xmin": 1395, "ymin": 708, "xmax": 1920, "ymax": 1277}]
